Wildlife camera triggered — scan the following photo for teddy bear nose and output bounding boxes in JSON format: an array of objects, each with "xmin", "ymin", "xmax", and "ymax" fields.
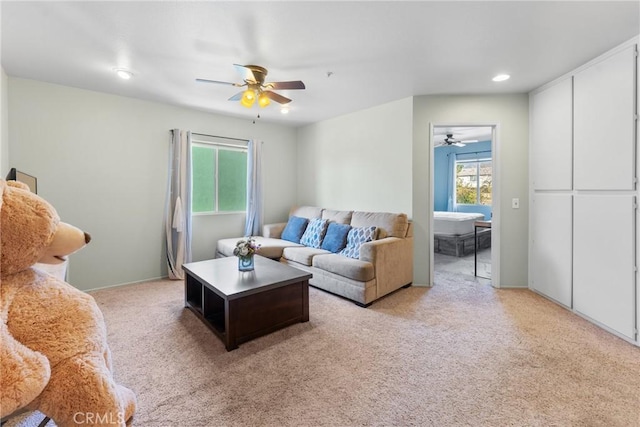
[{"xmin": 84, "ymin": 232, "xmax": 92, "ymax": 244}]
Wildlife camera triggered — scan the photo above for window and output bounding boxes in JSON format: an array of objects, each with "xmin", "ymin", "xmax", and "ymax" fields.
[
  {"xmin": 455, "ymin": 159, "xmax": 492, "ymax": 205},
  {"xmin": 191, "ymin": 142, "xmax": 247, "ymax": 214}
]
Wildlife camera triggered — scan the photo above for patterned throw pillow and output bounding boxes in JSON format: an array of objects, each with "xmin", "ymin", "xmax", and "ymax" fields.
[
  {"xmin": 300, "ymin": 218, "xmax": 329, "ymax": 248},
  {"xmin": 339, "ymin": 226, "xmax": 377, "ymax": 259},
  {"xmin": 321, "ymin": 223, "xmax": 352, "ymax": 253},
  {"xmin": 281, "ymin": 216, "xmax": 309, "ymax": 243}
]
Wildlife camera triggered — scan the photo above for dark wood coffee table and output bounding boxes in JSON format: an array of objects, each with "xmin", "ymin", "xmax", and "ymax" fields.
[{"xmin": 182, "ymin": 256, "xmax": 311, "ymax": 351}]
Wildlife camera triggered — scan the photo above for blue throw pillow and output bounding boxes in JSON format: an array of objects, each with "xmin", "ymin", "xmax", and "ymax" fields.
[
  {"xmin": 321, "ymin": 223, "xmax": 351, "ymax": 253},
  {"xmin": 281, "ymin": 216, "xmax": 309, "ymax": 243},
  {"xmin": 300, "ymin": 218, "xmax": 329, "ymax": 248},
  {"xmin": 339, "ymin": 226, "xmax": 377, "ymax": 259}
]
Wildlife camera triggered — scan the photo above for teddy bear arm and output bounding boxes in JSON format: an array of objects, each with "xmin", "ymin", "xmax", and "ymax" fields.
[
  {"xmin": 8, "ymin": 274, "xmax": 109, "ymax": 364},
  {"xmin": 0, "ymin": 324, "xmax": 51, "ymax": 419},
  {"xmin": 33, "ymin": 354, "xmax": 136, "ymax": 427}
]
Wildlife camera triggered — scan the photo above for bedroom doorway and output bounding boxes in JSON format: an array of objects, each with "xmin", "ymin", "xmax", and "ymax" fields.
[{"xmin": 430, "ymin": 125, "xmax": 497, "ymax": 286}]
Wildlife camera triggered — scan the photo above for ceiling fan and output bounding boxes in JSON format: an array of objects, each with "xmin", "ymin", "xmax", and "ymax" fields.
[
  {"xmin": 436, "ymin": 133, "xmax": 479, "ymax": 148},
  {"xmin": 196, "ymin": 64, "xmax": 305, "ymax": 108}
]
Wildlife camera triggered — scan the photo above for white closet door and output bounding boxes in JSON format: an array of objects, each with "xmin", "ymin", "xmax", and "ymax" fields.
[
  {"xmin": 574, "ymin": 46, "xmax": 636, "ymax": 191},
  {"xmin": 531, "ymin": 79, "xmax": 573, "ymax": 190},
  {"xmin": 574, "ymin": 194, "xmax": 636, "ymax": 339},
  {"xmin": 531, "ymin": 194, "xmax": 573, "ymax": 306}
]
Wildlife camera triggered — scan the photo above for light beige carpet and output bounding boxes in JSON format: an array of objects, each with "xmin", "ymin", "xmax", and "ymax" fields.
[{"xmin": 8, "ymin": 271, "xmax": 640, "ymax": 426}]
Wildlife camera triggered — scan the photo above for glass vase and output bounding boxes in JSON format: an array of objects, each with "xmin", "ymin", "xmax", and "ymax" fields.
[{"xmin": 238, "ymin": 255, "xmax": 255, "ymax": 272}]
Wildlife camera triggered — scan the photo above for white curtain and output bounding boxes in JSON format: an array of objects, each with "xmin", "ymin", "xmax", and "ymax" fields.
[
  {"xmin": 164, "ymin": 129, "xmax": 192, "ymax": 280},
  {"xmin": 447, "ymin": 152, "xmax": 456, "ymax": 211},
  {"xmin": 244, "ymin": 139, "xmax": 263, "ymax": 237}
]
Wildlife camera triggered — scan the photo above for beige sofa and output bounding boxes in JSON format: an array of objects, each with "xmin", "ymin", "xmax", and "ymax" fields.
[{"xmin": 216, "ymin": 206, "xmax": 413, "ymax": 306}]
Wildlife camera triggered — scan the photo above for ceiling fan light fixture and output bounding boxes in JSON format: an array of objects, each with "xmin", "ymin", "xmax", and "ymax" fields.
[
  {"xmin": 240, "ymin": 89, "xmax": 256, "ymax": 108},
  {"xmin": 258, "ymin": 92, "xmax": 270, "ymax": 108}
]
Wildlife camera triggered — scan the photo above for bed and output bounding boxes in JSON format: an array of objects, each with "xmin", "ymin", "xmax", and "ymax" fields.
[
  {"xmin": 434, "ymin": 211, "xmax": 485, "ymax": 235},
  {"xmin": 433, "ymin": 211, "xmax": 491, "ymax": 257}
]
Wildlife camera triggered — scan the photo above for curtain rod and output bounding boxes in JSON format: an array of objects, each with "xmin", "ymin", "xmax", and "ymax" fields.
[
  {"xmin": 191, "ymin": 132, "xmax": 249, "ymax": 143},
  {"xmin": 448, "ymin": 150, "xmax": 492, "ymax": 156}
]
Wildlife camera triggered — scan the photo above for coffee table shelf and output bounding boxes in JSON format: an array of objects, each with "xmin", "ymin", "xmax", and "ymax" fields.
[
  {"xmin": 185, "ymin": 275, "xmax": 203, "ymax": 310},
  {"xmin": 183, "ymin": 256, "xmax": 311, "ymax": 351}
]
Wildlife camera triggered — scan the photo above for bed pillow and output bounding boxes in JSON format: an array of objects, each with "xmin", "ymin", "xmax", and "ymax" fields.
[
  {"xmin": 300, "ymin": 218, "xmax": 329, "ymax": 248},
  {"xmin": 339, "ymin": 226, "xmax": 377, "ymax": 259},
  {"xmin": 321, "ymin": 223, "xmax": 352, "ymax": 253},
  {"xmin": 281, "ymin": 216, "xmax": 309, "ymax": 243}
]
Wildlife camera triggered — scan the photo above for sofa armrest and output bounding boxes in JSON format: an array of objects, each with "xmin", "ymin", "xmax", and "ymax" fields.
[
  {"xmin": 262, "ymin": 222, "xmax": 287, "ymax": 238},
  {"xmin": 360, "ymin": 237, "xmax": 413, "ymax": 298}
]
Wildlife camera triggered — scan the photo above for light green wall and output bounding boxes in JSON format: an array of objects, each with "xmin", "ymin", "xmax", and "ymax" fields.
[
  {"xmin": 1, "ymin": 68, "xmax": 8, "ymax": 176},
  {"xmin": 413, "ymin": 94, "xmax": 529, "ymax": 287},
  {"xmin": 8, "ymin": 78, "xmax": 297, "ymax": 290},
  {"xmin": 6, "ymin": 77, "xmax": 529, "ymax": 291},
  {"xmin": 296, "ymin": 97, "xmax": 413, "ymax": 214}
]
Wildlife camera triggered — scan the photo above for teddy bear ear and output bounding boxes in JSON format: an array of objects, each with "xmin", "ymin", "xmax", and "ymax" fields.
[{"xmin": 1, "ymin": 179, "xmax": 60, "ymax": 275}]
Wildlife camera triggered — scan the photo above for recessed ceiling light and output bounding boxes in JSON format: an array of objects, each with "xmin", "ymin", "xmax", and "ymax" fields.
[
  {"xmin": 492, "ymin": 74, "xmax": 510, "ymax": 82},
  {"xmin": 280, "ymin": 106, "xmax": 290, "ymax": 114},
  {"xmin": 114, "ymin": 68, "xmax": 133, "ymax": 80}
]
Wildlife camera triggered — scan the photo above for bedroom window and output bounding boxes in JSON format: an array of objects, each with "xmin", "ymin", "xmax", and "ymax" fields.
[
  {"xmin": 191, "ymin": 142, "xmax": 247, "ymax": 214},
  {"xmin": 455, "ymin": 159, "xmax": 492, "ymax": 205}
]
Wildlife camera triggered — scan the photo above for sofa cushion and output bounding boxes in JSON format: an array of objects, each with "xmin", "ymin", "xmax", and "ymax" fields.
[
  {"xmin": 312, "ymin": 253, "xmax": 375, "ymax": 282},
  {"xmin": 300, "ymin": 218, "xmax": 329, "ymax": 248},
  {"xmin": 321, "ymin": 223, "xmax": 351, "ymax": 253},
  {"xmin": 282, "ymin": 246, "xmax": 331, "ymax": 266},
  {"xmin": 263, "ymin": 222, "xmax": 287, "ymax": 238},
  {"xmin": 339, "ymin": 226, "xmax": 377, "ymax": 259},
  {"xmin": 351, "ymin": 211, "xmax": 409, "ymax": 239},
  {"xmin": 322, "ymin": 209, "xmax": 353, "ymax": 224},
  {"xmin": 290, "ymin": 206, "xmax": 324, "ymax": 219},
  {"xmin": 217, "ymin": 237, "xmax": 301, "ymax": 259},
  {"xmin": 281, "ymin": 216, "xmax": 309, "ymax": 243}
]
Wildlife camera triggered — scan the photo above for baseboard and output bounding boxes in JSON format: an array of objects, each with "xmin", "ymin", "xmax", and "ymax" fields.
[{"xmin": 86, "ymin": 275, "xmax": 170, "ymax": 293}]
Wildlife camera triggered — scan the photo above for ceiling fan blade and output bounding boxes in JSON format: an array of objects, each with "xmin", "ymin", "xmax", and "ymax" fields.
[
  {"xmin": 228, "ymin": 91, "xmax": 244, "ymax": 101},
  {"xmin": 263, "ymin": 91, "xmax": 292, "ymax": 104},
  {"xmin": 233, "ymin": 64, "xmax": 257, "ymax": 83},
  {"xmin": 461, "ymin": 139, "xmax": 479, "ymax": 143},
  {"xmin": 196, "ymin": 78, "xmax": 242, "ymax": 87},
  {"xmin": 453, "ymin": 142, "xmax": 466, "ymax": 147},
  {"xmin": 266, "ymin": 81, "xmax": 306, "ymax": 90}
]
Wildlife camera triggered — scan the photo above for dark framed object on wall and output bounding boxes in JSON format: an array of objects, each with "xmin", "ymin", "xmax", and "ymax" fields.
[{"xmin": 6, "ymin": 168, "xmax": 38, "ymax": 194}]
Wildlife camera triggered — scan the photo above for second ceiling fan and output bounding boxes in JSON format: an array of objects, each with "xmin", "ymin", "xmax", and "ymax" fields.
[
  {"xmin": 196, "ymin": 64, "xmax": 305, "ymax": 108},
  {"xmin": 437, "ymin": 133, "xmax": 479, "ymax": 147}
]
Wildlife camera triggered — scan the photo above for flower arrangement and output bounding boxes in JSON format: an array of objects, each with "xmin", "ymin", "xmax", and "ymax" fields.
[{"xmin": 233, "ymin": 237, "xmax": 260, "ymax": 258}]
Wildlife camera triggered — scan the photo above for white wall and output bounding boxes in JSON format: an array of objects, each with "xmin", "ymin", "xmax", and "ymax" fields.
[
  {"xmin": 8, "ymin": 78, "xmax": 297, "ymax": 291},
  {"xmin": 1, "ymin": 68, "xmax": 8, "ymax": 176},
  {"xmin": 413, "ymin": 94, "xmax": 529, "ymax": 287},
  {"xmin": 296, "ymin": 97, "xmax": 413, "ymax": 214},
  {"xmin": 296, "ymin": 94, "xmax": 529, "ymax": 288},
  {"xmin": 7, "ymin": 77, "xmax": 529, "ymax": 290}
]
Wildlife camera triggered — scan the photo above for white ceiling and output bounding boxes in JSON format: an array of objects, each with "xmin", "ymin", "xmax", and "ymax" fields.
[{"xmin": 2, "ymin": 1, "xmax": 638, "ymax": 127}]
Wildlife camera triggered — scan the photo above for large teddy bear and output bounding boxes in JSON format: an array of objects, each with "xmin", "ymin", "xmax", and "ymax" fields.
[{"xmin": 0, "ymin": 180, "xmax": 136, "ymax": 426}]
